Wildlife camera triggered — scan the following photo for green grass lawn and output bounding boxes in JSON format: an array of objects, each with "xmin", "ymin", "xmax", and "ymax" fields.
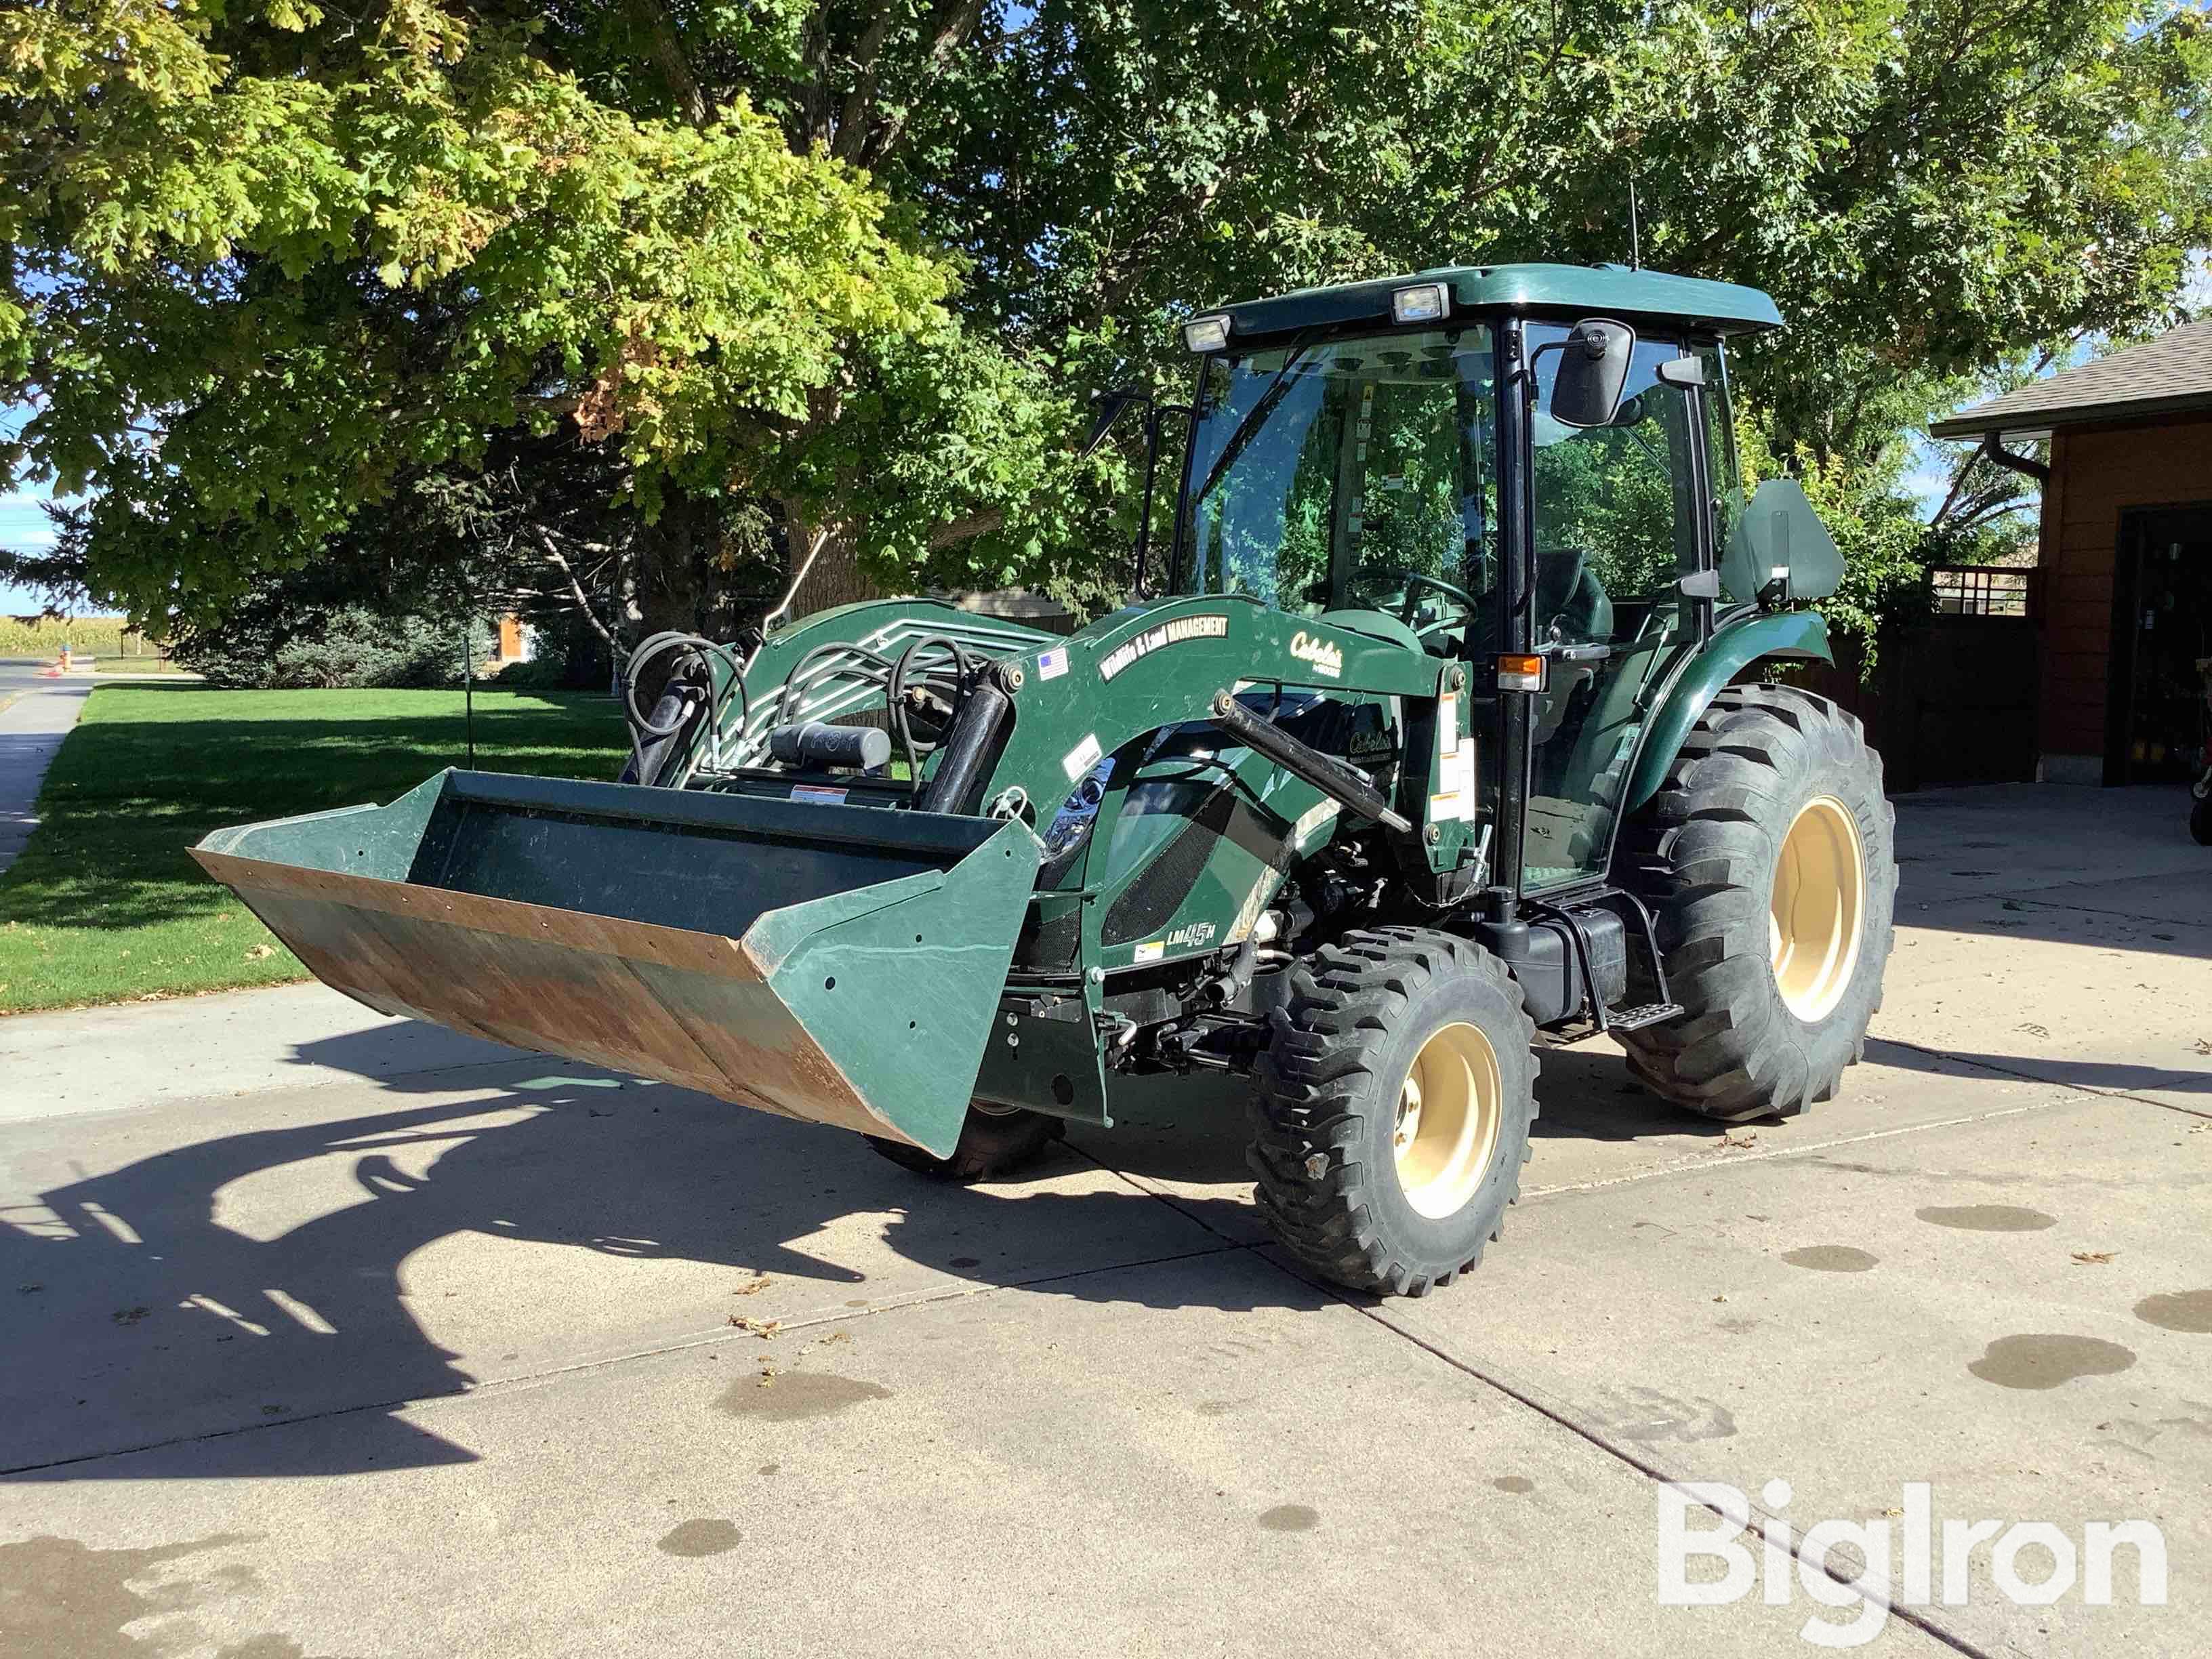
[{"xmin": 0, "ymin": 684, "xmax": 627, "ymax": 1013}]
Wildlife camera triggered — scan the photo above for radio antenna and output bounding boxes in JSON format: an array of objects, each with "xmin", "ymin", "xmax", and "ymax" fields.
[{"xmin": 1629, "ymin": 177, "xmax": 1641, "ymax": 271}]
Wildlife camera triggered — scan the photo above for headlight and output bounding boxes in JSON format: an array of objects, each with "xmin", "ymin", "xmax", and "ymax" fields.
[
  {"xmin": 1182, "ymin": 314, "xmax": 1231, "ymax": 354},
  {"xmin": 1392, "ymin": 282, "xmax": 1450, "ymax": 325}
]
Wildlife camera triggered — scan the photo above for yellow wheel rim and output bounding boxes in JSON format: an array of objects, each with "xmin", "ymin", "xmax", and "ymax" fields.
[
  {"xmin": 1769, "ymin": 795, "xmax": 1866, "ymax": 1022},
  {"xmin": 1391, "ymin": 1021, "xmax": 1503, "ymax": 1221}
]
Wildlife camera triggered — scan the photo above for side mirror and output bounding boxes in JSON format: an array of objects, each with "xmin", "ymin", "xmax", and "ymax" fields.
[
  {"xmin": 1547, "ymin": 318, "xmax": 1636, "ymax": 428},
  {"xmin": 1080, "ymin": 386, "xmax": 1149, "ymax": 458}
]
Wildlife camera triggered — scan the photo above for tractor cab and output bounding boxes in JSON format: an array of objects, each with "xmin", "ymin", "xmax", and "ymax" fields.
[{"xmin": 1166, "ymin": 264, "xmax": 1793, "ymax": 893}]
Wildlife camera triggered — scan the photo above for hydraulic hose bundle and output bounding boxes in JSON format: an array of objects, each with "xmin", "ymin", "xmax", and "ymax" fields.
[
  {"xmin": 775, "ymin": 634, "xmax": 974, "ymax": 792},
  {"xmin": 619, "ymin": 632, "xmax": 748, "ymax": 787},
  {"xmin": 619, "ymin": 628, "xmax": 980, "ymax": 792}
]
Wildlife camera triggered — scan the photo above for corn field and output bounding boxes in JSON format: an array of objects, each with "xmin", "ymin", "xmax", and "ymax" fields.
[{"xmin": 0, "ymin": 615, "xmax": 163, "ymax": 658}]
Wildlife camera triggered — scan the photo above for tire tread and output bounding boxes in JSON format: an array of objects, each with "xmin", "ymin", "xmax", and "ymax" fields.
[{"xmin": 1251, "ymin": 926, "xmax": 1536, "ymax": 1293}]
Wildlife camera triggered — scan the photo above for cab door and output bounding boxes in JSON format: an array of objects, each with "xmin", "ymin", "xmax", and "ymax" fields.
[{"xmin": 1518, "ymin": 329, "xmax": 1712, "ymax": 889}]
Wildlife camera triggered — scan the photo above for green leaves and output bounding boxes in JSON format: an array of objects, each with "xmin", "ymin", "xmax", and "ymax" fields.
[
  {"xmin": 5, "ymin": 0, "xmax": 2207, "ymax": 637},
  {"xmin": 4, "ymin": 2, "xmax": 958, "ymax": 623}
]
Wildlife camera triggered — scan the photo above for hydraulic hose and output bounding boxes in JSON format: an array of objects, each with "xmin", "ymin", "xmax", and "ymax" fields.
[{"xmin": 621, "ymin": 631, "xmax": 750, "ymax": 787}]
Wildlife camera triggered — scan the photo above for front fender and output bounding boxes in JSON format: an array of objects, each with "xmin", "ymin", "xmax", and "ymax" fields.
[{"xmin": 1622, "ymin": 610, "xmax": 1834, "ymax": 813}]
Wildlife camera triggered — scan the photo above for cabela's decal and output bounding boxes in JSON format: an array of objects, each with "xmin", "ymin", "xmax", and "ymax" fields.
[
  {"xmin": 1097, "ymin": 612, "xmax": 1229, "ymax": 682},
  {"xmin": 1288, "ymin": 630, "xmax": 1344, "ymax": 680}
]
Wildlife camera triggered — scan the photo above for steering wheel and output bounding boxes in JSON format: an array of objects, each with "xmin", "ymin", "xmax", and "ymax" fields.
[{"xmin": 1383, "ymin": 568, "xmax": 1479, "ymax": 640}]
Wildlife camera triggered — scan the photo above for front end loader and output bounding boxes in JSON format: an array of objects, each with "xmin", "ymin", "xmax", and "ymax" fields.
[{"xmin": 198, "ymin": 264, "xmax": 1898, "ymax": 1296}]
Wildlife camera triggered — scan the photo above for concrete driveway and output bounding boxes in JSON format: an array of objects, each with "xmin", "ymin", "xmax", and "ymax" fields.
[{"xmin": 2, "ymin": 783, "xmax": 2206, "ymax": 1658}]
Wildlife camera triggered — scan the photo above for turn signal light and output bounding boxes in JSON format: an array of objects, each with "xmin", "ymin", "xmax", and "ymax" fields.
[{"xmin": 1496, "ymin": 653, "xmax": 1547, "ymax": 693}]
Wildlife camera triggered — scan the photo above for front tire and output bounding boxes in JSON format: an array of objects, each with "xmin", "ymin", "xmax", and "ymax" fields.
[
  {"xmin": 1618, "ymin": 684, "xmax": 1896, "ymax": 1122},
  {"xmin": 1251, "ymin": 927, "xmax": 1537, "ymax": 1296}
]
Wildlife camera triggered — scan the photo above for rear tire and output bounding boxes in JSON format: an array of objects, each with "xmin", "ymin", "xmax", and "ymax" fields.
[
  {"xmin": 1618, "ymin": 684, "xmax": 1896, "ymax": 1123},
  {"xmin": 866, "ymin": 1104, "xmax": 1065, "ymax": 1182},
  {"xmin": 1251, "ymin": 926, "xmax": 1536, "ymax": 1296}
]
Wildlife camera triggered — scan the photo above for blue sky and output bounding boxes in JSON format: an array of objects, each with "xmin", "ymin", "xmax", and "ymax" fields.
[
  {"xmin": 0, "ymin": 397, "xmax": 64, "ymax": 613},
  {"xmin": 0, "ymin": 493, "xmax": 56, "ymax": 614},
  {"xmin": 0, "ymin": 396, "xmax": 59, "ymax": 612}
]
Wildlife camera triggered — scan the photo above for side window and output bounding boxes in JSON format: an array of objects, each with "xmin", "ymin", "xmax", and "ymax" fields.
[{"xmin": 1527, "ymin": 331, "xmax": 1700, "ymax": 647}]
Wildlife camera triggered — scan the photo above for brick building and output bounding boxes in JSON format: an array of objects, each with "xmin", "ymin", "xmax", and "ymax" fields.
[{"xmin": 1932, "ymin": 324, "xmax": 2212, "ymax": 786}]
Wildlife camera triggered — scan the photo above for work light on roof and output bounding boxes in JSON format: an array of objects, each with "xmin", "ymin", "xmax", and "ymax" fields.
[
  {"xmin": 1182, "ymin": 314, "xmax": 1231, "ymax": 354},
  {"xmin": 1392, "ymin": 282, "xmax": 1450, "ymax": 325}
]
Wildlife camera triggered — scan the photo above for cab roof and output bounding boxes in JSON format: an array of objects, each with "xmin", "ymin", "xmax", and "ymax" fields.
[{"xmin": 1214, "ymin": 263, "xmax": 1784, "ymax": 343}]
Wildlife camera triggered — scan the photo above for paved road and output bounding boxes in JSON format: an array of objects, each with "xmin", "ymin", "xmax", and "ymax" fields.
[
  {"xmin": 1, "ymin": 783, "xmax": 2206, "ymax": 1657},
  {"xmin": 0, "ymin": 659, "xmax": 62, "ymax": 701}
]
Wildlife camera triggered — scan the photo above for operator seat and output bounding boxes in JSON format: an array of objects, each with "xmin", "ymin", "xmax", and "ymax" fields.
[
  {"xmin": 1533, "ymin": 547, "xmax": 1614, "ymax": 644},
  {"xmin": 1526, "ymin": 548, "xmax": 1614, "ymax": 768},
  {"xmin": 1462, "ymin": 548, "xmax": 1614, "ymax": 659}
]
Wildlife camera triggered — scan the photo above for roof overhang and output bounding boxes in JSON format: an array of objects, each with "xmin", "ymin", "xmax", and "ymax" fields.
[{"xmin": 1930, "ymin": 391, "xmax": 2212, "ymax": 441}]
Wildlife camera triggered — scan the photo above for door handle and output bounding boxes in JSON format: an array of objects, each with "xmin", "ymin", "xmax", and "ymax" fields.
[{"xmin": 1545, "ymin": 641, "xmax": 1614, "ymax": 663}]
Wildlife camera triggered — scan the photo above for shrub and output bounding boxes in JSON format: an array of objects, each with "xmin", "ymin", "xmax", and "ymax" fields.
[
  {"xmin": 176, "ymin": 607, "xmax": 491, "ymax": 689},
  {"xmin": 488, "ymin": 653, "xmax": 578, "ymax": 689}
]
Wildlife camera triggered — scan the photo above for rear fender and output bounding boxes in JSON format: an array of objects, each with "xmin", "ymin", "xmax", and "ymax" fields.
[{"xmin": 1621, "ymin": 610, "xmax": 1834, "ymax": 813}]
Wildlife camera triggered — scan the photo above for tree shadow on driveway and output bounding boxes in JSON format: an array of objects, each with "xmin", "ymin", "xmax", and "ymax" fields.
[
  {"xmin": 1867, "ymin": 1034, "xmax": 2212, "ymax": 1099},
  {"xmin": 3, "ymin": 998, "xmax": 1830, "ymax": 1488},
  {"xmin": 0, "ymin": 1038, "xmax": 1309, "ymax": 1486}
]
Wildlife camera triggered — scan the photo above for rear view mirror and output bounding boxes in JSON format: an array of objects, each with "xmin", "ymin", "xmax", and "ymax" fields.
[
  {"xmin": 1547, "ymin": 319, "xmax": 1635, "ymax": 428},
  {"xmin": 1080, "ymin": 386, "xmax": 1147, "ymax": 458}
]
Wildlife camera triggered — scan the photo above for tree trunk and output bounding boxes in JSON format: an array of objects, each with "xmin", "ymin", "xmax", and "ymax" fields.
[
  {"xmin": 771, "ymin": 500, "xmax": 884, "ymax": 623},
  {"xmin": 789, "ymin": 534, "xmax": 882, "ymax": 614},
  {"xmin": 628, "ymin": 490, "xmax": 716, "ymax": 638}
]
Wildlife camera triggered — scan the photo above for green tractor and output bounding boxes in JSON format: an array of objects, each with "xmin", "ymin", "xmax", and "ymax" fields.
[{"xmin": 196, "ymin": 264, "xmax": 1896, "ymax": 1296}]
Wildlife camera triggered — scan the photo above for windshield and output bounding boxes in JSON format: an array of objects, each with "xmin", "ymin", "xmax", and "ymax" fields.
[{"xmin": 1176, "ymin": 328, "xmax": 1498, "ymax": 647}]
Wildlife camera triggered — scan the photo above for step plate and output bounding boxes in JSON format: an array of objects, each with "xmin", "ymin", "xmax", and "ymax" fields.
[{"xmin": 1606, "ymin": 1000, "xmax": 1684, "ymax": 1033}]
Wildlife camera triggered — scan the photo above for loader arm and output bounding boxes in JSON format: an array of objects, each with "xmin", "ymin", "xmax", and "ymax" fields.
[{"xmin": 979, "ymin": 598, "xmax": 1448, "ymax": 813}]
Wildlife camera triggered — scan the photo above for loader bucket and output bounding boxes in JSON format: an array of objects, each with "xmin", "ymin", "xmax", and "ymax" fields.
[{"xmin": 191, "ymin": 771, "xmax": 1043, "ymax": 1157}]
